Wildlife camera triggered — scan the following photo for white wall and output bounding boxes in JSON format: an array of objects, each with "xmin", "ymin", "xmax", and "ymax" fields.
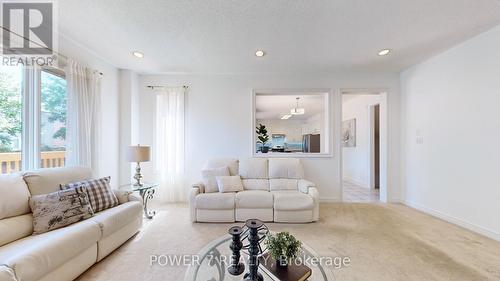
[
  {"xmin": 342, "ymin": 95, "xmax": 381, "ymax": 188},
  {"xmin": 118, "ymin": 70, "xmax": 139, "ymax": 185},
  {"xmin": 401, "ymin": 26, "xmax": 500, "ymax": 240},
  {"xmin": 59, "ymin": 35, "xmax": 120, "ymax": 187},
  {"xmin": 138, "ymin": 72, "xmax": 401, "ymax": 202}
]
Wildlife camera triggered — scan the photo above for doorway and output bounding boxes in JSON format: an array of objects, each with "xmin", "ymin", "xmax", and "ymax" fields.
[
  {"xmin": 341, "ymin": 91, "xmax": 386, "ymax": 202},
  {"xmin": 372, "ymin": 104, "xmax": 380, "ymax": 190}
]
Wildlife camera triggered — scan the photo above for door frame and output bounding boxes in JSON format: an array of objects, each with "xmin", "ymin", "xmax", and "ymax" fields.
[
  {"xmin": 369, "ymin": 103, "xmax": 380, "ymax": 190},
  {"xmin": 339, "ymin": 89, "xmax": 388, "ymax": 203}
]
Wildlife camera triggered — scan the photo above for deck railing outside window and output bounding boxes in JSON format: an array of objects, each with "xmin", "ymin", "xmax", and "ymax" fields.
[{"xmin": 0, "ymin": 151, "xmax": 66, "ymax": 174}]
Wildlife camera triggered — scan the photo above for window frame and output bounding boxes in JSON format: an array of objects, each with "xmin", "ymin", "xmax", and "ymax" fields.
[{"xmin": 19, "ymin": 65, "xmax": 67, "ymax": 171}]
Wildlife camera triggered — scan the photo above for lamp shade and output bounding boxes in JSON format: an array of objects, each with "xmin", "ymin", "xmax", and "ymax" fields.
[{"xmin": 127, "ymin": 145, "xmax": 151, "ymax": 162}]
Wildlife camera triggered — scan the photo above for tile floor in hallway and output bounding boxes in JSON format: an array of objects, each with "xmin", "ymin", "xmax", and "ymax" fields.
[{"xmin": 343, "ymin": 181, "xmax": 380, "ymax": 202}]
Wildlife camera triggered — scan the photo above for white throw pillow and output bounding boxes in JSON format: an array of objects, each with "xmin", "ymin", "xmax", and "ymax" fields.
[
  {"xmin": 202, "ymin": 166, "xmax": 230, "ymax": 193},
  {"xmin": 216, "ymin": 176, "xmax": 244, "ymax": 193}
]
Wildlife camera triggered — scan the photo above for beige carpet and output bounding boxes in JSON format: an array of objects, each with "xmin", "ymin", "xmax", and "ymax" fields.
[{"xmin": 76, "ymin": 203, "xmax": 500, "ymax": 281}]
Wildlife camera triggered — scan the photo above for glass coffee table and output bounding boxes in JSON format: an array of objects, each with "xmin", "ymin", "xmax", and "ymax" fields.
[{"xmin": 184, "ymin": 234, "xmax": 335, "ymax": 281}]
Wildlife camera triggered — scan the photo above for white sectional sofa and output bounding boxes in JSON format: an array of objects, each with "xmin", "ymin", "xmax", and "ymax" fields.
[
  {"xmin": 190, "ymin": 158, "xmax": 319, "ymax": 223},
  {"xmin": 0, "ymin": 167, "xmax": 143, "ymax": 281}
]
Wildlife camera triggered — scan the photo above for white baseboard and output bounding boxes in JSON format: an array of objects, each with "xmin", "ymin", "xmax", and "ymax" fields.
[{"xmin": 404, "ymin": 201, "xmax": 500, "ymax": 242}]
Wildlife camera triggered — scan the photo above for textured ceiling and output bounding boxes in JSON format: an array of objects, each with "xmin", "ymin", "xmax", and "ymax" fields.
[{"xmin": 59, "ymin": 0, "xmax": 500, "ymax": 74}]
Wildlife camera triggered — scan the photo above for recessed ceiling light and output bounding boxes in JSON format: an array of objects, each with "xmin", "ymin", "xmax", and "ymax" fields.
[
  {"xmin": 378, "ymin": 49, "xmax": 391, "ymax": 56},
  {"xmin": 255, "ymin": 50, "xmax": 265, "ymax": 57},
  {"xmin": 132, "ymin": 51, "xmax": 144, "ymax": 58},
  {"xmin": 281, "ymin": 114, "xmax": 292, "ymax": 120}
]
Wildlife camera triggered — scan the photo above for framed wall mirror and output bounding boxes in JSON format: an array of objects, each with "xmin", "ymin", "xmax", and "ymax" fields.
[{"xmin": 252, "ymin": 89, "xmax": 332, "ymax": 157}]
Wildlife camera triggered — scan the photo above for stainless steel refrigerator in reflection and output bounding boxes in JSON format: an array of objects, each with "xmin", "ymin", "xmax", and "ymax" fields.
[{"xmin": 302, "ymin": 134, "xmax": 320, "ymax": 153}]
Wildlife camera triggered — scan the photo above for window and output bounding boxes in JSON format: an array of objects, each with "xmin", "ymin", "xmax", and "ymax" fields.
[
  {"xmin": 0, "ymin": 66, "xmax": 23, "ymax": 174},
  {"xmin": 40, "ymin": 69, "xmax": 67, "ymax": 168},
  {"xmin": 0, "ymin": 65, "xmax": 67, "ymax": 174}
]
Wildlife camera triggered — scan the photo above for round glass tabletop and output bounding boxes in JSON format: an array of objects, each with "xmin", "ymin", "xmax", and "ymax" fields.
[{"xmin": 184, "ymin": 234, "xmax": 335, "ymax": 281}]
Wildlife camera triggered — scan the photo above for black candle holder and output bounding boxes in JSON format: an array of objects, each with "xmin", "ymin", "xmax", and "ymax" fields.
[
  {"xmin": 228, "ymin": 226, "xmax": 245, "ymax": 275},
  {"xmin": 227, "ymin": 219, "xmax": 269, "ymax": 281}
]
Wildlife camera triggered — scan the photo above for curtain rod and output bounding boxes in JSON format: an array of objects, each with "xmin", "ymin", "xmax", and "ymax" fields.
[
  {"xmin": 147, "ymin": 85, "xmax": 189, "ymax": 89},
  {"xmin": 1, "ymin": 27, "xmax": 104, "ymax": 76}
]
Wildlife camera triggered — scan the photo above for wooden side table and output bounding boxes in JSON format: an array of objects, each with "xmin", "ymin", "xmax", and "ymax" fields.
[{"xmin": 119, "ymin": 182, "xmax": 158, "ymax": 219}]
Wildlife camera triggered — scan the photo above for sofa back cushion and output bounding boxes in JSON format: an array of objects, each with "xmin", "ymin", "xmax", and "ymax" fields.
[
  {"xmin": 0, "ymin": 173, "xmax": 31, "ymax": 219},
  {"xmin": 239, "ymin": 158, "xmax": 268, "ymax": 179},
  {"xmin": 269, "ymin": 179, "xmax": 299, "ymax": 191},
  {"xmin": 202, "ymin": 167, "xmax": 230, "ymax": 193},
  {"xmin": 205, "ymin": 158, "xmax": 239, "ymax": 176},
  {"xmin": 23, "ymin": 166, "xmax": 92, "ymax": 195},
  {"xmin": 0, "ymin": 174, "xmax": 33, "ymax": 246},
  {"xmin": 216, "ymin": 176, "xmax": 244, "ymax": 193},
  {"xmin": 268, "ymin": 158, "xmax": 304, "ymax": 179},
  {"xmin": 242, "ymin": 179, "xmax": 270, "ymax": 191}
]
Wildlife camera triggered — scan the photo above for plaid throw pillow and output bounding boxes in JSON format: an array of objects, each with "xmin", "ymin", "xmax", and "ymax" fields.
[{"xmin": 61, "ymin": 177, "xmax": 119, "ymax": 212}]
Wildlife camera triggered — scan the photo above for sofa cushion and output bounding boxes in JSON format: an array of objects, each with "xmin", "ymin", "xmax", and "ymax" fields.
[
  {"xmin": 89, "ymin": 201, "xmax": 142, "ymax": 238},
  {"xmin": 239, "ymin": 158, "xmax": 268, "ymax": 179},
  {"xmin": 268, "ymin": 158, "xmax": 304, "ymax": 179},
  {"xmin": 23, "ymin": 167, "xmax": 92, "ymax": 195},
  {"xmin": 202, "ymin": 166, "xmax": 230, "ymax": 193},
  {"xmin": 269, "ymin": 179, "xmax": 299, "ymax": 191},
  {"xmin": 0, "ymin": 219, "xmax": 100, "ymax": 281},
  {"xmin": 216, "ymin": 176, "xmax": 244, "ymax": 193},
  {"xmin": 272, "ymin": 191, "xmax": 314, "ymax": 211},
  {"xmin": 242, "ymin": 179, "xmax": 270, "ymax": 191},
  {"xmin": 195, "ymin": 193, "xmax": 235, "ymax": 210},
  {"xmin": 62, "ymin": 177, "xmax": 119, "ymax": 212},
  {"xmin": 30, "ymin": 186, "xmax": 94, "ymax": 234},
  {"xmin": 0, "ymin": 214, "xmax": 33, "ymax": 247},
  {"xmin": 235, "ymin": 190, "xmax": 273, "ymax": 209},
  {"xmin": 0, "ymin": 173, "xmax": 31, "ymax": 219},
  {"xmin": 205, "ymin": 158, "xmax": 239, "ymax": 176}
]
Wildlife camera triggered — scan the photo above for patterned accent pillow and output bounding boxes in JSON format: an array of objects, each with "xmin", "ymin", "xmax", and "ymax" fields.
[
  {"xmin": 61, "ymin": 177, "xmax": 119, "ymax": 212},
  {"xmin": 29, "ymin": 185, "xmax": 94, "ymax": 234}
]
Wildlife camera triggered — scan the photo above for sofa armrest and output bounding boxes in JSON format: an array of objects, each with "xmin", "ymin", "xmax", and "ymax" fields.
[
  {"xmin": 114, "ymin": 190, "xmax": 143, "ymax": 205},
  {"xmin": 298, "ymin": 179, "xmax": 315, "ymax": 194},
  {"xmin": 298, "ymin": 180, "xmax": 319, "ymax": 221},
  {"xmin": 189, "ymin": 185, "xmax": 201, "ymax": 222},
  {"xmin": 308, "ymin": 187, "xmax": 320, "ymax": 221},
  {"xmin": 192, "ymin": 182, "xmax": 205, "ymax": 193},
  {"xmin": 0, "ymin": 265, "xmax": 16, "ymax": 281}
]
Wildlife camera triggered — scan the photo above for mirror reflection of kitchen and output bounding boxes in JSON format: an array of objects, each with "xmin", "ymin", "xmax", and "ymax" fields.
[{"xmin": 255, "ymin": 93, "xmax": 328, "ymax": 154}]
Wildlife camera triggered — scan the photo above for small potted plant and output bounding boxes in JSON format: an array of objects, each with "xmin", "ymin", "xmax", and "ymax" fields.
[
  {"xmin": 256, "ymin": 123, "xmax": 270, "ymax": 153},
  {"xmin": 264, "ymin": 232, "xmax": 302, "ymax": 267}
]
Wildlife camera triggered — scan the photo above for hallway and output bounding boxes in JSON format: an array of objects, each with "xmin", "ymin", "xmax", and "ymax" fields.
[{"xmin": 343, "ymin": 181, "xmax": 380, "ymax": 202}]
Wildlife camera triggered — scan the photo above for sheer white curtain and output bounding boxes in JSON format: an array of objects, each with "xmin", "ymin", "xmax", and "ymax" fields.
[
  {"xmin": 154, "ymin": 87, "xmax": 186, "ymax": 202},
  {"xmin": 65, "ymin": 59, "xmax": 102, "ymax": 175}
]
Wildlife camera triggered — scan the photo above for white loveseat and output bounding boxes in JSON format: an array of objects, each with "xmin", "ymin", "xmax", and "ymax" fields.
[
  {"xmin": 190, "ymin": 158, "xmax": 319, "ymax": 223},
  {"xmin": 0, "ymin": 167, "xmax": 143, "ymax": 281}
]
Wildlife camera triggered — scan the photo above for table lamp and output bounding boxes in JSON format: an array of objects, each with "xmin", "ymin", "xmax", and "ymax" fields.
[{"xmin": 127, "ymin": 144, "xmax": 151, "ymax": 186}]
